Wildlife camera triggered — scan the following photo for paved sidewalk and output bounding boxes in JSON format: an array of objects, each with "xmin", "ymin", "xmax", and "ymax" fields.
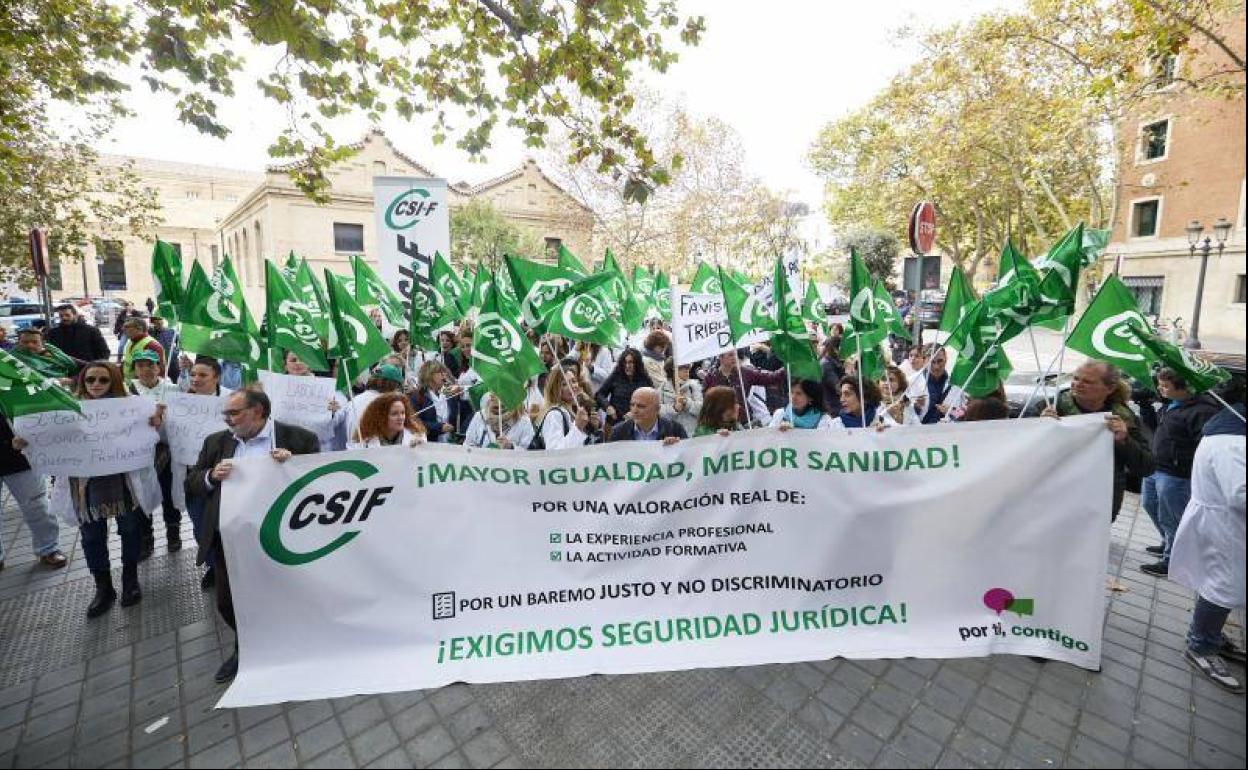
[{"xmin": 0, "ymin": 493, "xmax": 1243, "ymax": 769}]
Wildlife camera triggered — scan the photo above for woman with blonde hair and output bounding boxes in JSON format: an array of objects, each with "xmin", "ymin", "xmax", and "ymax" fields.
[
  {"xmin": 351, "ymin": 392, "xmax": 426, "ymax": 448},
  {"xmin": 410, "ymin": 359, "xmax": 462, "ymax": 442},
  {"xmin": 464, "ymin": 393, "xmax": 535, "ymax": 449},
  {"xmin": 535, "ymin": 365, "xmax": 599, "ymax": 449}
]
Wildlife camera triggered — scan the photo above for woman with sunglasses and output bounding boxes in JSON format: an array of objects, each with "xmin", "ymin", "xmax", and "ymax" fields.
[{"xmin": 13, "ymin": 362, "xmax": 161, "ymax": 618}]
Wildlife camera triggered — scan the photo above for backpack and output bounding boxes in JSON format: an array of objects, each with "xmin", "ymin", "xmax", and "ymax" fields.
[{"xmin": 528, "ymin": 408, "xmax": 570, "ymax": 451}]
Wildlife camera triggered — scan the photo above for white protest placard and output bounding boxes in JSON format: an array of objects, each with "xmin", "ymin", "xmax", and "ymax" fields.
[
  {"xmin": 163, "ymin": 392, "xmax": 227, "ymax": 466},
  {"xmin": 671, "ymin": 290, "xmax": 767, "ymax": 365},
  {"xmin": 219, "ymin": 415, "xmax": 1111, "ymax": 707},
  {"xmin": 14, "ymin": 397, "xmax": 158, "ymax": 477},
  {"xmin": 259, "ymin": 371, "xmax": 340, "ymax": 445}
]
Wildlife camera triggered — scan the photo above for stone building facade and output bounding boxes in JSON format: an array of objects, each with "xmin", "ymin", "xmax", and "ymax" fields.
[
  {"xmin": 1104, "ymin": 11, "xmax": 1246, "ymax": 346},
  {"xmin": 53, "ymin": 130, "xmax": 594, "ymax": 310}
]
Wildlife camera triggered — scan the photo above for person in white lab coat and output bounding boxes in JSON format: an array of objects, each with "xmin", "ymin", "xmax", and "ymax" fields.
[
  {"xmin": 464, "ymin": 393, "xmax": 535, "ymax": 450},
  {"xmin": 1168, "ymin": 403, "xmax": 1246, "ymax": 693}
]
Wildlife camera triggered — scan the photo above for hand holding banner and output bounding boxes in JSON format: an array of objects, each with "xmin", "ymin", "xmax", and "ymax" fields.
[
  {"xmin": 163, "ymin": 392, "xmax": 228, "ymax": 466},
  {"xmin": 14, "ymin": 397, "xmax": 159, "ymax": 476}
]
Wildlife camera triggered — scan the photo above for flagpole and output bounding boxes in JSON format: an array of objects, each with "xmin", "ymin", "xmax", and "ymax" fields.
[
  {"xmin": 1026, "ymin": 326, "xmax": 1054, "ymax": 410},
  {"xmin": 1015, "ymin": 345, "xmax": 1066, "ymax": 419},
  {"xmin": 910, "ymin": 308, "xmax": 975, "ymax": 421},
  {"xmin": 1208, "ymin": 391, "xmax": 1248, "ymax": 424},
  {"xmin": 953, "ymin": 325, "xmax": 1010, "ymax": 407},
  {"xmin": 855, "ymin": 327, "xmax": 866, "ymax": 426}
]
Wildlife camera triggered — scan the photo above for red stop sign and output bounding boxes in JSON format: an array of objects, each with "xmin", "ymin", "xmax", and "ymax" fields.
[{"xmin": 908, "ymin": 201, "xmax": 936, "ymax": 255}]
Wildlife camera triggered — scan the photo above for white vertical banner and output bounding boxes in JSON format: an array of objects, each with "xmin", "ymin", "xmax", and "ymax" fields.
[{"xmin": 372, "ymin": 177, "xmax": 449, "ymax": 315}]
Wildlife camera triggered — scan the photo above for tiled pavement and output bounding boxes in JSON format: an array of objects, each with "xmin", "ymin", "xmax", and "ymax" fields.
[{"xmin": 0, "ymin": 492, "xmax": 1243, "ymax": 769}]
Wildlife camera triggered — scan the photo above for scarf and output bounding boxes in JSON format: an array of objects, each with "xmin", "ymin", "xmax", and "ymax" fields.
[
  {"xmin": 12, "ymin": 343, "xmax": 75, "ymax": 379},
  {"xmin": 783, "ymin": 405, "xmax": 824, "ymax": 430},
  {"xmin": 840, "ymin": 404, "xmax": 878, "ymax": 429},
  {"xmin": 70, "ymin": 474, "xmax": 132, "ymax": 525}
]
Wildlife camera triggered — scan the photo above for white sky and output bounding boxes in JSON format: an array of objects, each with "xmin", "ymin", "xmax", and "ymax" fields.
[{"xmin": 98, "ymin": 0, "xmax": 1015, "ymax": 208}]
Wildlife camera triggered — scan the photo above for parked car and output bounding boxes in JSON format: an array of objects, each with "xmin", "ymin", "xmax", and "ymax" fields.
[
  {"xmin": 1003, "ymin": 371, "xmax": 1072, "ymax": 417},
  {"xmin": 0, "ymin": 301, "xmax": 49, "ymax": 334},
  {"xmin": 90, "ymin": 298, "xmax": 129, "ymax": 329}
]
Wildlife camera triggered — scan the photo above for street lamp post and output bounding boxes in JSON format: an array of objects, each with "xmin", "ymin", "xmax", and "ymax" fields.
[{"xmin": 1183, "ymin": 217, "xmax": 1232, "ymax": 350}]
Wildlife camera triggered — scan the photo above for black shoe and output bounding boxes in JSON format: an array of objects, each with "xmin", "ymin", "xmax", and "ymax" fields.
[
  {"xmin": 1145, "ymin": 544, "xmax": 1164, "ymax": 555},
  {"xmin": 120, "ymin": 562, "xmax": 142, "ymax": 607},
  {"xmin": 200, "ymin": 568, "xmax": 216, "ymax": 591},
  {"xmin": 140, "ymin": 530, "xmax": 155, "ymax": 562},
  {"xmin": 166, "ymin": 526, "xmax": 182, "ymax": 553},
  {"xmin": 87, "ymin": 571, "xmax": 116, "ymax": 619},
  {"xmin": 1140, "ymin": 561, "xmax": 1169, "ymax": 577},
  {"xmin": 214, "ymin": 652, "xmax": 238, "ymax": 684},
  {"xmin": 1222, "ymin": 637, "xmax": 1247, "ymax": 664}
]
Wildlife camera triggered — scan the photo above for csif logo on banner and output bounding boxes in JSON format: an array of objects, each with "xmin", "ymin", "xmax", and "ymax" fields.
[
  {"xmin": 260, "ymin": 460, "xmax": 393, "ymax": 566},
  {"xmin": 385, "ymin": 188, "xmax": 440, "ymax": 230}
]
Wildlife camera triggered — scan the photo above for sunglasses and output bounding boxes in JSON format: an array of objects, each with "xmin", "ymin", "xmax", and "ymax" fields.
[{"xmin": 84, "ymin": 376, "xmax": 112, "ymax": 385}]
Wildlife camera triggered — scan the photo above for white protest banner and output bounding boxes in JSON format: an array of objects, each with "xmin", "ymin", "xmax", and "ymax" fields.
[
  {"xmin": 259, "ymin": 372, "xmax": 339, "ymax": 445},
  {"xmin": 219, "ymin": 416, "xmax": 1111, "ymax": 707},
  {"xmin": 374, "ymin": 177, "xmax": 449, "ymax": 319},
  {"xmin": 671, "ymin": 290, "xmax": 768, "ymax": 365},
  {"xmin": 14, "ymin": 397, "xmax": 158, "ymax": 477},
  {"xmin": 164, "ymin": 392, "xmax": 227, "ymax": 466}
]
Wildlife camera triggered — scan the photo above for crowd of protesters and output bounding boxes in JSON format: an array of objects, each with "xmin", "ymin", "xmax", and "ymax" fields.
[{"xmin": 0, "ymin": 297, "xmax": 1243, "ymax": 694}]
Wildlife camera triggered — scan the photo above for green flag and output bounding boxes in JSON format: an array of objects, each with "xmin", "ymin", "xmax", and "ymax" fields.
[
  {"xmin": 770, "ymin": 259, "xmax": 822, "ymax": 380},
  {"xmin": 839, "ymin": 320, "xmax": 886, "ymax": 381},
  {"xmin": 1031, "ymin": 223, "xmax": 1085, "ymax": 325},
  {"xmin": 292, "ymin": 259, "xmax": 331, "ymax": 342},
  {"xmin": 151, "ymin": 241, "xmax": 184, "ymax": 323},
  {"xmin": 470, "ymin": 264, "xmax": 493, "ymax": 313},
  {"xmin": 948, "ymin": 301, "xmax": 1012, "ymax": 398},
  {"xmin": 472, "ymin": 282, "xmax": 546, "ymax": 410},
  {"xmin": 1082, "ymin": 228, "xmax": 1110, "ymax": 267},
  {"xmin": 719, "ymin": 267, "xmax": 775, "ymax": 344},
  {"xmin": 407, "ymin": 257, "xmax": 443, "ymax": 352},
  {"xmin": 265, "ymin": 260, "xmax": 329, "ymax": 371},
  {"xmin": 506, "ymin": 255, "xmax": 581, "ymax": 329},
  {"xmin": 848, "ymin": 248, "xmax": 878, "ymax": 330},
  {"xmin": 1138, "ymin": 334, "xmax": 1230, "ymax": 394},
  {"xmin": 632, "ymin": 265, "xmax": 657, "ymax": 316},
  {"xmin": 601, "ymin": 250, "xmax": 646, "ymax": 332},
  {"xmin": 431, "ymin": 252, "xmax": 467, "ymax": 326},
  {"xmin": 11, "ymin": 342, "xmax": 76, "ymax": 380},
  {"xmin": 543, "ymin": 274, "xmax": 624, "ymax": 346},
  {"xmin": 282, "ymin": 251, "xmax": 300, "ymax": 281},
  {"xmin": 802, "ymin": 281, "xmax": 825, "ymax": 326},
  {"xmin": 557, "ymin": 244, "xmax": 588, "ymax": 275},
  {"xmin": 352, "ymin": 255, "xmax": 407, "ymax": 328},
  {"xmin": 985, "ymin": 240, "xmax": 1044, "ymax": 340},
  {"xmin": 1065, "ymin": 275, "xmax": 1156, "ymax": 384},
  {"xmin": 690, "ymin": 262, "xmax": 721, "ymax": 294},
  {"xmin": 325, "ymin": 270, "xmax": 391, "ymax": 392},
  {"xmin": 178, "ymin": 258, "xmax": 262, "ymax": 372},
  {"xmin": 0, "ymin": 349, "xmax": 80, "ymax": 418},
  {"xmin": 939, "ymin": 265, "xmax": 975, "ymax": 335},
  {"xmin": 653, "ymin": 271, "xmax": 672, "ymax": 322},
  {"xmin": 871, "ymin": 280, "xmax": 910, "ymax": 340}
]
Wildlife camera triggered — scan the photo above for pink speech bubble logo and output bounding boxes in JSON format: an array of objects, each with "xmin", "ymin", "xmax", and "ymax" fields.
[{"xmin": 983, "ymin": 588, "xmax": 1015, "ymax": 615}]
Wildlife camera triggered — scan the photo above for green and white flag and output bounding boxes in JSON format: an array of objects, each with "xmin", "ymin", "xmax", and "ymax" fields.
[
  {"xmin": 506, "ymin": 256, "xmax": 581, "ymax": 329},
  {"xmin": 632, "ymin": 266, "xmax": 657, "ymax": 316},
  {"xmin": 1138, "ymin": 334, "xmax": 1230, "ymax": 395},
  {"xmin": 690, "ymin": 262, "xmax": 721, "ymax": 294},
  {"xmin": 179, "ymin": 258, "xmax": 262, "ymax": 374},
  {"xmin": 653, "ymin": 271, "xmax": 672, "ymax": 322},
  {"xmin": 601, "ymin": 250, "xmax": 646, "ymax": 332},
  {"xmin": 0, "ymin": 350, "xmax": 80, "ymax": 418},
  {"xmin": 293, "ymin": 259, "xmax": 331, "ymax": 342},
  {"xmin": 469, "ymin": 265, "xmax": 493, "ymax": 313},
  {"xmin": 1082, "ymin": 228, "xmax": 1110, "ymax": 267},
  {"xmin": 325, "ymin": 270, "xmax": 390, "ymax": 392},
  {"xmin": 352, "ymin": 255, "xmax": 407, "ymax": 328},
  {"xmin": 871, "ymin": 280, "xmax": 910, "ymax": 340},
  {"xmin": 984, "ymin": 240, "xmax": 1043, "ymax": 339},
  {"xmin": 1031, "ymin": 223, "xmax": 1085, "ymax": 325},
  {"xmin": 281, "ymin": 251, "xmax": 300, "ymax": 282},
  {"xmin": 265, "ymin": 260, "xmax": 329, "ymax": 371},
  {"xmin": 719, "ymin": 267, "xmax": 776, "ymax": 344},
  {"xmin": 557, "ymin": 244, "xmax": 589, "ymax": 276},
  {"xmin": 543, "ymin": 274, "xmax": 623, "ymax": 346},
  {"xmin": 430, "ymin": 252, "xmax": 467, "ymax": 327},
  {"xmin": 10, "ymin": 343, "xmax": 76, "ymax": 380},
  {"xmin": 940, "ymin": 266, "xmax": 976, "ymax": 336},
  {"xmin": 770, "ymin": 259, "xmax": 822, "ymax": 380},
  {"xmin": 948, "ymin": 301, "xmax": 1012, "ymax": 398},
  {"xmin": 1065, "ymin": 275, "xmax": 1156, "ymax": 384},
  {"xmin": 802, "ymin": 281, "xmax": 825, "ymax": 327},
  {"xmin": 472, "ymin": 283, "xmax": 546, "ymax": 411},
  {"xmin": 848, "ymin": 248, "xmax": 877, "ymax": 328},
  {"xmin": 151, "ymin": 240, "xmax": 184, "ymax": 323},
  {"xmin": 839, "ymin": 320, "xmax": 886, "ymax": 382},
  {"xmin": 408, "ymin": 255, "xmax": 443, "ymax": 352}
]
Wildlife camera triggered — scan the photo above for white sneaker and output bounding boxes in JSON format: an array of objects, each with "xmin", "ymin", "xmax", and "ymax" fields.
[{"xmin": 1186, "ymin": 649, "xmax": 1245, "ymax": 694}]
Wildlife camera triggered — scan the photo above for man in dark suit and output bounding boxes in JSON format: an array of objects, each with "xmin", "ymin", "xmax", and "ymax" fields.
[
  {"xmin": 608, "ymin": 387, "xmax": 686, "ymax": 444},
  {"xmin": 187, "ymin": 388, "xmax": 319, "ymax": 683}
]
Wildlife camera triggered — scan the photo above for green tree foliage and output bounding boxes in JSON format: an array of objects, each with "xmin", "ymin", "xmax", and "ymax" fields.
[
  {"xmin": 450, "ymin": 199, "xmax": 545, "ymax": 272},
  {"xmin": 840, "ymin": 229, "xmax": 900, "ymax": 285}
]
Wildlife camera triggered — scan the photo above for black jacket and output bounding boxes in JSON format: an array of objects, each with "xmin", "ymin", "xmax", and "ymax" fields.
[
  {"xmin": 409, "ymin": 389, "xmax": 466, "ymax": 442},
  {"xmin": 46, "ymin": 320, "xmax": 109, "ymax": 364},
  {"xmin": 595, "ymin": 374, "xmax": 650, "ymax": 421},
  {"xmin": 608, "ymin": 417, "xmax": 688, "ymax": 442},
  {"xmin": 1151, "ymin": 394, "xmax": 1222, "ymax": 478},
  {"xmin": 186, "ymin": 421, "xmax": 320, "ymax": 563},
  {"xmin": 0, "ymin": 418, "xmax": 31, "ymax": 476}
]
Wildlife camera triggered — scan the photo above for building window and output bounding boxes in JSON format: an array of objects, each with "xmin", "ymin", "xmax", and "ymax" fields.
[
  {"xmin": 372, "ymin": 161, "xmax": 387, "ymax": 176},
  {"xmin": 334, "ymin": 222, "xmax": 364, "ymax": 253},
  {"xmin": 1122, "ymin": 276, "xmax": 1164, "ymax": 316},
  {"xmin": 168, "ymin": 243, "xmax": 183, "ymax": 258},
  {"xmin": 1131, "ymin": 198, "xmax": 1161, "ymax": 238},
  {"xmin": 96, "ymin": 239, "xmax": 128, "ymax": 290},
  {"xmin": 1236, "ymin": 275, "xmax": 1246, "ymax": 305},
  {"xmin": 186, "ymin": 190, "xmax": 199, "ymax": 200},
  {"xmin": 528, "ymin": 183, "xmax": 538, "ymax": 206},
  {"xmin": 1139, "ymin": 119, "xmax": 1170, "ymax": 162},
  {"xmin": 544, "ymin": 237, "xmax": 562, "ymax": 259},
  {"xmin": 1150, "ymin": 53, "xmax": 1177, "ymax": 88}
]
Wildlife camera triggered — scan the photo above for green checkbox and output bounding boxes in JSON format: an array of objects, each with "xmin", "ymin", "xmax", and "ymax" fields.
[
  {"xmin": 549, "ymin": 532, "xmax": 562, "ymax": 543},
  {"xmin": 549, "ymin": 551, "xmax": 562, "ymax": 562}
]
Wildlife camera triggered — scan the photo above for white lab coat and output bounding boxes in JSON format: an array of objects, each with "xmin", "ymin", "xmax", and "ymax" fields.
[
  {"xmin": 1169, "ymin": 434, "xmax": 1246, "ymax": 609},
  {"xmin": 537, "ymin": 406, "xmax": 590, "ymax": 450},
  {"xmin": 464, "ymin": 412, "xmax": 535, "ymax": 450},
  {"xmin": 348, "ymin": 429, "xmax": 425, "ymax": 450}
]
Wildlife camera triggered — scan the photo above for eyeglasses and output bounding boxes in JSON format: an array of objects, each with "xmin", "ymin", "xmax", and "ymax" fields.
[
  {"xmin": 84, "ymin": 376, "xmax": 111, "ymax": 385},
  {"xmin": 222, "ymin": 408, "xmax": 250, "ymax": 417}
]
